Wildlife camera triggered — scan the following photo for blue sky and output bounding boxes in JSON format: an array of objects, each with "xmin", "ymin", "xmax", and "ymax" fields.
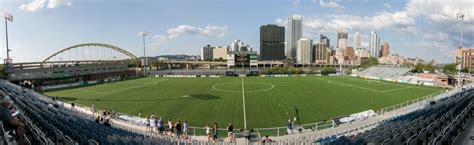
[{"xmin": 0, "ymin": 0, "xmax": 473, "ymax": 63}]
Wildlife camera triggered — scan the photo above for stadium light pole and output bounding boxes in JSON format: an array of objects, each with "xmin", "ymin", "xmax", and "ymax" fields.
[
  {"xmin": 2, "ymin": 12, "xmax": 12, "ymax": 60},
  {"xmin": 139, "ymin": 31, "xmax": 149, "ymax": 76},
  {"xmin": 2, "ymin": 11, "xmax": 13, "ymax": 69},
  {"xmin": 456, "ymin": 11, "xmax": 466, "ymax": 88}
]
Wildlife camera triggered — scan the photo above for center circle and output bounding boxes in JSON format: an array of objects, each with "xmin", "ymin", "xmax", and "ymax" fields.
[{"xmin": 212, "ymin": 82, "xmax": 275, "ymax": 93}]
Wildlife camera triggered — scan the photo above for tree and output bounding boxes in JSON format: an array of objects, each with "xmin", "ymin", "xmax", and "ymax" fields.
[
  {"xmin": 363, "ymin": 56, "xmax": 378, "ymax": 68},
  {"xmin": 321, "ymin": 67, "xmax": 336, "ymax": 75},
  {"xmin": 443, "ymin": 63, "xmax": 457, "ymax": 75},
  {"xmin": 411, "ymin": 63, "xmax": 435, "ymax": 73}
]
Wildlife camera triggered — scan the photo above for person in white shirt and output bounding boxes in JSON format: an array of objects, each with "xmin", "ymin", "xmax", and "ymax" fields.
[
  {"xmin": 168, "ymin": 119, "xmax": 174, "ymax": 137},
  {"xmin": 205, "ymin": 123, "xmax": 211, "ymax": 142},
  {"xmin": 183, "ymin": 120, "xmax": 189, "ymax": 139},
  {"xmin": 150, "ymin": 116, "xmax": 157, "ymax": 132}
]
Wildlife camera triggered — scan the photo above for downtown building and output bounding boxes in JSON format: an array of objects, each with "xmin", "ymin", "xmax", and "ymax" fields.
[
  {"xmin": 353, "ymin": 32, "xmax": 361, "ymax": 49},
  {"xmin": 285, "ymin": 15, "xmax": 303, "ymax": 60},
  {"xmin": 213, "ymin": 46, "xmax": 229, "ymax": 60},
  {"xmin": 455, "ymin": 48, "xmax": 474, "ymax": 72},
  {"xmin": 313, "ymin": 34, "xmax": 331, "ymax": 64},
  {"xmin": 335, "ymin": 30, "xmax": 348, "ymax": 64},
  {"xmin": 297, "ymin": 38, "xmax": 313, "ymax": 64},
  {"xmin": 260, "ymin": 24, "xmax": 285, "ymax": 61},
  {"xmin": 369, "ymin": 31, "xmax": 381, "ymax": 58},
  {"xmin": 200, "ymin": 44, "xmax": 214, "ymax": 61},
  {"xmin": 380, "ymin": 42, "xmax": 390, "ymax": 58}
]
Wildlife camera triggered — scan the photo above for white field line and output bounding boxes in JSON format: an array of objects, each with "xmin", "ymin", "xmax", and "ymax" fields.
[
  {"xmin": 326, "ymin": 80, "xmax": 411, "ymax": 93},
  {"xmin": 212, "ymin": 82, "xmax": 275, "ymax": 93},
  {"xmin": 241, "ymin": 77, "xmax": 247, "ymax": 129}
]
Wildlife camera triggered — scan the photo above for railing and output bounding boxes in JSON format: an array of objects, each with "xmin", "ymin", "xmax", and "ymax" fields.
[{"xmin": 379, "ymin": 91, "xmax": 443, "ymax": 115}]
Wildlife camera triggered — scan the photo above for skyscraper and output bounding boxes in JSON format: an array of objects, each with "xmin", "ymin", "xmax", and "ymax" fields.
[
  {"xmin": 260, "ymin": 24, "xmax": 285, "ymax": 61},
  {"xmin": 354, "ymin": 32, "xmax": 361, "ymax": 49},
  {"xmin": 380, "ymin": 42, "xmax": 390, "ymax": 58},
  {"xmin": 369, "ymin": 31, "xmax": 380, "ymax": 58},
  {"xmin": 320, "ymin": 34, "xmax": 330, "ymax": 48},
  {"xmin": 336, "ymin": 30, "xmax": 348, "ymax": 49},
  {"xmin": 285, "ymin": 15, "xmax": 303, "ymax": 59},
  {"xmin": 297, "ymin": 38, "xmax": 313, "ymax": 64}
]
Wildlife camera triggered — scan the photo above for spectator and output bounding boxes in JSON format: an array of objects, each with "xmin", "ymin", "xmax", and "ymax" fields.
[
  {"xmin": 205, "ymin": 123, "xmax": 211, "ymax": 142},
  {"xmin": 183, "ymin": 120, "xmax": 189, "ymax": 139},
  {"xmin": 287, "ymin": 119, "xmax": 293, "ymax": 135},
  {"xmin": 175, "ymin": 120, "xmax": 182, "ymax": 138},
  {"xmin": 261, "ymin": 135, "xmax": 274, "ymax": 143},
  {"xmin": 213, "ymin": 122, "xmax": 219, "ymax": 141},
  {"xmin": 227, "ymin": 123, "xmax": 234, "ymax": 143},
  {"xmin": 103, "ymin": 119, "xmax": 111, "ymax": 127},
  {"xmin": 158, "ymin": 117, "xmax": 164, "ymax": 134},
  {"xmin": 95, "ymin": 116, "xmax": 100, "ymax": 123},
  {"xmin": 168, "ymin": 118, "xmax": 174, "ymax": 136},
  {"xmin": 145, "ymin": 115, "xmax": 150, "ymax": 132},
  {"xmin": 102, "ymin": 108, "xmax": 107, "ymax": 117},
  {"xmin": 91, "ymin": 103, "xmax": 95, "ymax": 115},
  {"xmin": 150, "ymin": 116, "xmax": 156, "ymax": 132},
  {"xmin": 0, "ymin": 96, "xmax": 26, "ymax": 143},
  {"xmin": 242, "ymin": 128, "xmax": 252, "ymax": 141}
]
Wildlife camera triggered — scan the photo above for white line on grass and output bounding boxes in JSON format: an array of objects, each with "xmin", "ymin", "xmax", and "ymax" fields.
[{"xmin": 241, "ymin": 77, "xmax": 247, "ymax": 129}]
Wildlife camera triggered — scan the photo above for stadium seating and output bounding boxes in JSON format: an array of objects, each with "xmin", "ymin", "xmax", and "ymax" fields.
[
  {"xmin": 358, "ymin": 66, "xmax": 411, "ymax": 80},
  {"xmin": 0, "ymin": 79, "xmax": 472, "ymax": 145},
  {"xmin": 0, "ymin": 81, "xmax": 183, "ymax": 144},
  {"xmin": 314, "ymin": 87, "xmax": 473, "ymax": 145}
]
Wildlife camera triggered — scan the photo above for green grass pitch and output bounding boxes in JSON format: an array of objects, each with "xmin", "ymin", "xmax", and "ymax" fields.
[{"xmin": 45, "ymin": 76, "xmax": 441, "ymax": 130}]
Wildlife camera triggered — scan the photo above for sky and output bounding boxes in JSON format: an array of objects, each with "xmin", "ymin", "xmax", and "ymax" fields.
[{"xmin": 0, "ymin": 0, "xmax": 473, "ymax": 63}]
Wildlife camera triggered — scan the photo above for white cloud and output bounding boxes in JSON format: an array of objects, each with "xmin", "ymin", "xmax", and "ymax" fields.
[
  {"xmin": 384, "ymin": 3, "xmax": 391, "ymax": 9},
  {"xmin": 166, "ymin": 25, "xmax": 227, "ymax": 39},
  {"xmin": 20, "ymin": 0, "xmax": 71, "ymax": 12},
  {"xmin": 20, "ymin": 0, "xmax": 47, "ymax": 12},
  {"xmin": 47, "ymin": 0, "xmax": 72, "ymax": 9},
  {"xmin": 292, "ymin": 0, "xmax": 301, "ymax": 6},
  {"xmin": 317, "ymin": 0, "xmax": 345, "ymax": 10},
  {"xmin": 152, "ymin": 25, "xmax": 228, "ymax": 46}
]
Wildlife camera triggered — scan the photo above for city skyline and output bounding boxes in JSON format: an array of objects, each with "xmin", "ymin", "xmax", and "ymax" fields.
[{"xmin": 0, "ymin": 0, "xmax": 473, "ymax": 63}]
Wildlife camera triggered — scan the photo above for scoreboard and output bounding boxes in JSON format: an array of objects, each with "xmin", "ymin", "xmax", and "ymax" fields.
[{"xmin": 227, "ymin": 52, "xmax": 258, "ymax": 67}]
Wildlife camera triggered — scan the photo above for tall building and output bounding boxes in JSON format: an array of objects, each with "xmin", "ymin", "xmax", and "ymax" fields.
[
  {"xmin": 213, "ymin": 46, "xmax": 229, "ymax": 60},
  {"xmin": 285, "ymin": 15, "xmax": 303, "ymax": 59},
  {"xmin": 200, "ymin": 45, "xmax": 214, "ymax": 61},
  {"xmin": 369, "ymin": 31, "xmax": 380, "ymax": 58},
  {"xmin": 297, "ymin": 38, "xmax": 313, "ymax": 64},
  {"xmin": 336, "ymin": 30, "xmax": 348, "ymax": 49},
  {"xmin": 314, "ymin": 43, "xmax": 330, "ymax": 64},
  {"xmin": 260, "ymin": 24, "xmax": 285, "ymax": 61},
  {"xmin": 455, "ymin": 48, "xmax": 474, "ymax": 72},
  {"xmin": 380, "ymin": 42, "xmax": 390, "ymax": 57},
  {"xmin": 354, "ymin": 32, "xmax": 361, "ymax": 49},
  {"xmin": 320, "ymin": 34, "xmax": 330, "ymax": 48}
]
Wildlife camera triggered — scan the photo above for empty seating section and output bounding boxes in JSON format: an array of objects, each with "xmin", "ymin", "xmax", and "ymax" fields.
[
  {"xmin": 358, "ymin": 66, "xmax": 411, "ymax": 80},
  {"xmin": 315, "ymin": 88, "xmax": 474, "ymax": 145}
]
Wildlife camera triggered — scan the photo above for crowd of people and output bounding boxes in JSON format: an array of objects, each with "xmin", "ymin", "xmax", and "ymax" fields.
[{"xmin": 141, "ymin": 113, "xmax": 190, "ymax": 140}]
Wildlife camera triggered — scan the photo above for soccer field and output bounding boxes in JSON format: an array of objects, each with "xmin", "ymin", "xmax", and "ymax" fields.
[{"xmin": 45, "ymin": 76, "xmax": 441, "ymax": 130}]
